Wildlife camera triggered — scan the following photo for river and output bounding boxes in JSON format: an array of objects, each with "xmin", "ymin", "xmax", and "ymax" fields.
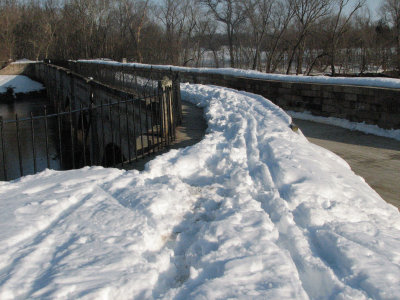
[{"xmin": 0, "ymin": 96, "xmax": 60, "ymax": 181}]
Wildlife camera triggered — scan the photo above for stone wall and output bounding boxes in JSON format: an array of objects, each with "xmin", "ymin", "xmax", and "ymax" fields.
[
  {"xmin": 0, "ymin": 61, "xmax": 8, "ymax": 70},
  {"xmin": 71, "ymin": 61, "xmax": 400, "ymax": 129},
  {"xmin": 0, "ymin": 62, "xmax": 33, "ymax": 75}
]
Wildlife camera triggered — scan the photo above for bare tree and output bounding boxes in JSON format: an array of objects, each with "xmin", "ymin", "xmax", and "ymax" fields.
[
  {"xmin": 157, "ymin": 0, "xmax": 192, "ymax": 64},
  {"xmin": 327, "ymin": 0, "xmax": 365, "ymax": 75},
  {"xmin": 201, "ymin": 0, "xmax": 246, "ymax": 67},
  {"xmin": 0, "ymin": 0, "xmax": 20, "ymax": 60},
  {"xmin": 286, "ymin": 0, "xmax": 332, "ymax": 74},
  {"xmin": 124, "ymin": 0, "xmax": 150, "ymax": 63},
  {"xmin": 241, "ymin": 0, "xmax": 274, "ymax": 70},
  {"xmin": 381, "ymin": 0, "xmax": 400, "ymax": 73},
  {"xmin": 264, "ymin": 0, "xmax": 294, "ymax": 72}
]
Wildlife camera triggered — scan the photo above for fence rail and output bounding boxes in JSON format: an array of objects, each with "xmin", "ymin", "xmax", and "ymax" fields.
[{"xmin": 0, "ymin": 63, "xmax": 180, "ymax": 181}]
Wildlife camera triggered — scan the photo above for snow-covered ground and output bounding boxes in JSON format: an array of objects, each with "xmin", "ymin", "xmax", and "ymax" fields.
[
  {"xmin": 0, "ymin": 75, "xmax": 44, "ymax": 94},
  {"xmin": 79, "ymin": 59, "xmax": 400, "ymax": 89},
  {"xmin": 288, "ymin": 110, "xmax": 400, "ymax": 141},
  {"xmin": 0, "ymin": 83, "xmax": 399, "ymax": 299}
]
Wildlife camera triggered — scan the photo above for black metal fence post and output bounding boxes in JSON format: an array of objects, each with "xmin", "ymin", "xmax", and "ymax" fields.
[
  {"xmin": 30, "ymin": 112, "xmax": 37, "ymax": 174},
  {"xmin": 80, "ymin": 104, "xmax": 87, "ymax": 166},
  {"xmin": 108, "ymin": 100, "xmax": 116, "ymax": 167},
  {"xmin": 117, "ymin": 98, "xmax": 124, "ymax": 167},
  {"xmin": 15, "ymin": 114, "xmax": 23, "ymax": 177},
  {"xmin": 125, "ymin": 96, "xmax": 131, "ymax": 163},
  {"xmin": 0, "ymin": 117, "xmax": 7, "ymax": 180},
  {"xmin": 44, "ymin": 106, "xmax": 50, "ymax": 168},
  {"xmin": 56, "ymin": 106, "xmax": 63, "ymax": 168},
  {"xmin": 144, "ymin": 94, "xmax": 150, "ymax": 156},
  {"xmin": 132, "ymin": 98, "xmax": 138, "ymax": 161},
  {"xmin": 100, "ymin": 99, "xmax": 106, "ymax": 165},
  {"xmin": 89, "ymin": 101, "xmax": 99, "ymax": 166},
  {"xmin": 138, "ymin": 97, "xmax": 144, "ymax": 157},
  {"xmin": 69, "ymin": 105, "xmax": 76, "ymax": 169}
]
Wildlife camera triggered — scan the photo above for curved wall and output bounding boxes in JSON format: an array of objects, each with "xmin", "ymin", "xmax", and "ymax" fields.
[{"xmin": 72, "ymin": 61, "xmax": 400, "ymax": 129}]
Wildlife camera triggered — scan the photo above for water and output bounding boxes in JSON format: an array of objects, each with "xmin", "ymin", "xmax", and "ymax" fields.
[{"xmin": 0, "ymin": 97, "xmax": 60, "ymax": 181}]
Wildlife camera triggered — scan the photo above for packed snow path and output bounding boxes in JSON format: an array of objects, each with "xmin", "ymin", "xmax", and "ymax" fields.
[{"xmin": 0, "ymin": 84, "xmax": 399, "ymax": 299}]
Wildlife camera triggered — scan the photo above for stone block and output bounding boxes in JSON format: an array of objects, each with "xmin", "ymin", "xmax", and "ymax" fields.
[
  {"xmin": 333, "ymin": 85, "xmax": 345, "ymax": 92},
  {"xmin": 358, "ymin": 87, "xmax": 376, "ymax": 96},
  {"xmin": 322, "ymin": 98, "xmax": 337, "ymax": 106},
  {"xmin": 301, "ymin": 89, "xmax": 320, "ymax": 97},
  {"xmin": 378, "ymin": 113, "xmax": 400, "ymax": 129},
  {"xmin": 281, "ymin": 82, "xmax": 292, "ymax": 89},
  {"xmin": 322, "ymin": 104, "xmax": 337, "ymax": 114},
  {"xmin": 310, "ymin": 84, "xmax": 322, "ymax": 91},
  {"xmin": 344, "ymin": 93, "xmax": 357, "ymax": 101},
  {"xmin": 305, "ymin": 103, "xmax": 322, "ymax": 111},
  {"xmin": 278, "ymin": 87, "xmax": 291, "ymax": 95},
  {"xmin": 354, "ymin": 102, "xmax": 369, "ymax": 111},
  {"xmin": 322, "ymin": 91, "xmax": 334, "ymax": 98}
]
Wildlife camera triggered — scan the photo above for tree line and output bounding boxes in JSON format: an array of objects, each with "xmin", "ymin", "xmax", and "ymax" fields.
[{"xmin": 1, "ymin": 0, "xmax": 400, "ymax": 76}]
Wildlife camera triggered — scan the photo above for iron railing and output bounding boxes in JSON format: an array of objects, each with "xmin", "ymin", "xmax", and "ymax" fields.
[{"xmin": 0, "ymin": 78, "xmax": 178, "ymax": 181}]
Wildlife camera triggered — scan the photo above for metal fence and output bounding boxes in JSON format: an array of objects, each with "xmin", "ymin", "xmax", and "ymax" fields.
[
  {"xmin": 0, "ymin": 75, "xmax": 178, "ymax": 181},
  {"xmin": 66, "ymin": 60, "xmax": 183, "ymax": 124}
]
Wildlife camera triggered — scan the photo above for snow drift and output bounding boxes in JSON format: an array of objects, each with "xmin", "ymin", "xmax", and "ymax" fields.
[{"xmin": 0, "ymin": 83, "xmax": 399, "ymax": 299}]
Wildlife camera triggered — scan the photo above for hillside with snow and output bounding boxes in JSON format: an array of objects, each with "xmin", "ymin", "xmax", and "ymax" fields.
[{"xmin": 0, "ymin": 83, "xmax": 399, "ymax": 299}]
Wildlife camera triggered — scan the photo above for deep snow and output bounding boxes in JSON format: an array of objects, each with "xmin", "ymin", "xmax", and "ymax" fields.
[{"xmin": 0, "ymin": 83, "xmax": 399, "ymax": 299}]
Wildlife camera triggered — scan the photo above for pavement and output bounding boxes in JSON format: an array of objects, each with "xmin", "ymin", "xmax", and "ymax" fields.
[
  {"xmin": 125, "ymin": 100, "xmax": 207, "ymax": 171},
  {"xmin": 293, "ymin": 118, "xmax": 400, "ymax": 210}
]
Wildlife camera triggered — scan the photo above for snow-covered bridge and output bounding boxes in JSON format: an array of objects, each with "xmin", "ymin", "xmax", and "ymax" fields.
[{"xmin": 0, "ymin": 61, "xmax": 399, "ymax": 299}]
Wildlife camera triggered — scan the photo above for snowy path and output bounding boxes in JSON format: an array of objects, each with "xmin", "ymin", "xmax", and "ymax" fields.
[{"xmin": 0, "ymin": 84, "xmax": 399, "ymax": 299}]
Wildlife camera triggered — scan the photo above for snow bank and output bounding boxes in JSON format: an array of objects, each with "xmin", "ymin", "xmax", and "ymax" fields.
[
  {"xmin": 289, "ymin": 110, "xmax": 400, "ymax": 141},
  {"xmin": 11, "ymin": 59, "xmax": 38, "ymax": 64},
  {"xmin": 79, "ymin": 59, "xmax": 400, "ymax": 89},
  {"xmin": 0, "ymin": 75, "xmax": 44, "ymax": 94},
  {"xmin": 0, "ymin": 84, "xmax": 399, "ymax": 299}
]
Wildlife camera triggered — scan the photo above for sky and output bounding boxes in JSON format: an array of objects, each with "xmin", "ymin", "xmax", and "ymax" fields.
[
  {"xmin": 366, "ymin": 0, "xmax": 382, "ymax": 19},
  {"xmin": 342, "ymin": 0, "xmax": 383, "ymax": 21}
]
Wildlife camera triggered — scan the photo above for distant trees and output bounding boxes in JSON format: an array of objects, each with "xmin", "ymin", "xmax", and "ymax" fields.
[
  {"xmin": 381, "ymin": 0, "xmax": 400, "ymax": 73},
  {"xmin": 0, "ymin": 0, "xmax": 20, "ymax": 60},
  {"xmin": 201, "ymin": 0, "xmax": 246, "ymax": 67},
  {"xmin": 1, "ymin": 0, "xmax": 399, "ymax": 76}
]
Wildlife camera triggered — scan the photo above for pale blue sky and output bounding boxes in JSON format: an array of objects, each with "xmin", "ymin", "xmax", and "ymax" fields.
[
  {"xmin": 366, "ymin": 0, "xmax": 383, "ymax": 19},
  {"xmin": 344, "ymin": 0, "xmax": 383, "ymax": 20}
]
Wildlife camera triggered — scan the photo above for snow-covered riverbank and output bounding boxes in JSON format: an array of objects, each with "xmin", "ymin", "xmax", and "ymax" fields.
[
  {"xmin": 0, "ymin": 83, "xmax": 399, "ymax": 299},
  {"xmin": 0, "ymin": 75, "xmax": 44, "ymax": 95}
]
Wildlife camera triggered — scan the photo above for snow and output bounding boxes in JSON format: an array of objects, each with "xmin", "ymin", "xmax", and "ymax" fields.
[
  {"xmin": 0, "ymin": 75, "xmax": 44, "ymax": 94},
  {"xmin": 288, "ymin": 110, "xmax": 400, "ymax": 141},
  {"xmin": 79, "ymin": 59, "xmax": 400, "ymax": 89},
  {"xmin": 11, "ymin": 59, "xmax": 38, "ymax": 64},
  {"xmin": 0, "ymin": 83, "xmax": 399, "ymax": 299}
]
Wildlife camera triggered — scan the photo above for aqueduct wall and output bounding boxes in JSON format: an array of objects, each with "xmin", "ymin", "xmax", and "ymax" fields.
[
  {"xmin": 0, "ymin": 62, "xmax": 180, "ymax": 178},
  {"xmin": 70, "ymin": 61, "xmax": 400, "ymax": 130}
]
